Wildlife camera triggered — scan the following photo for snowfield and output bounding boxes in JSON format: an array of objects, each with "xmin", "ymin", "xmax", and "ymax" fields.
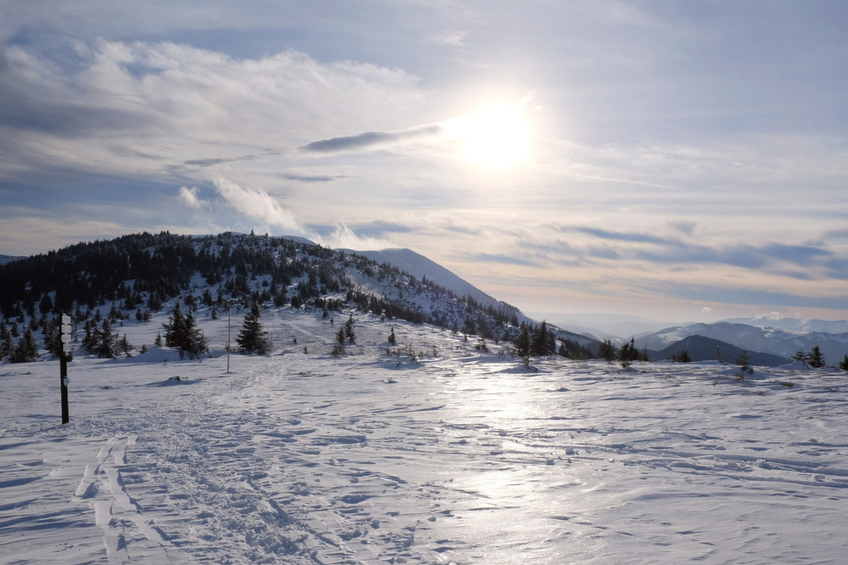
[{"xmin": 2, "ymin": 310, "xmax": 848, "ymax": 565}]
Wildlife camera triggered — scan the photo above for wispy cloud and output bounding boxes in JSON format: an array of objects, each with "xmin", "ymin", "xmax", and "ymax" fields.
[
  {"xmin": 321, "ymin": 222, "xmax": 393, "ymax": 250},
  {"xmin": 178, "ymin": 186, "xmax": 205, "ymax": 209},
  {"xmin": 214, "ymin": 178, "xmax": 303, "ymax": 233},
  {"xmin": 300, "ymin": 124, "xmax": 444, "ymax": 154}
]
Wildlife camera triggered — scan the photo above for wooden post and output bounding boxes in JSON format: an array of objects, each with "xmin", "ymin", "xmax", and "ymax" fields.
[
  {"xmin": 60, "ymin": 350, "xmax": 69, "ymax": 424},
  {"xmin": 60, "ymin": 313, "xmax": 72, "ymax": 424}
]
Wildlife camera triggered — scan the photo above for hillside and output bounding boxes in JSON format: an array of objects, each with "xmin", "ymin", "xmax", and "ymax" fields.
[
  {"xmin": 652, "ymin": 335, "xmax": 790, "ymax": 366},
  {"xmin": 0, "ymin": 232, "xmax": 571, "ymax": 363}
]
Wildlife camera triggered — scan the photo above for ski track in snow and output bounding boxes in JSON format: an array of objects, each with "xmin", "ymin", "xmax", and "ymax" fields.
[{"xmin": 2, "ymin": 315, "xmax": 848, "ymax": 564}]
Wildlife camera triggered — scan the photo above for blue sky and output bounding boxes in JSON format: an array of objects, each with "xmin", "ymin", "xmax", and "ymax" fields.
[{"xmin": 1, "ymin": 1, "xmax": 847, "ymax": 322}]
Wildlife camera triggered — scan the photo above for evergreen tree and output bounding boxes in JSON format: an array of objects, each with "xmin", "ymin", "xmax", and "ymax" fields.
[
  {"xmin": 163, "ymin": 300, "xmax": 188, "ymax": 349},
  {"xmin": 618, "ymin": 338, "xmax": 641, "ymax": 362},
  {"xmin": 530, "ymin": 321, "xmax": 553, "ymax": 357},
  {"xmin": 182, "ymin": 312, "xmax": 208, "ymax": 358},
  {"xmin": 792, "ymin": 349, "xmax": 809, "ymax": 363},
  {"xmin": 840, "ymin": 354, "xmax": 848, "ymax": 371},
  {"xmin": 344, "ymin": 314, "xmax": 356, "ymax": 344},
  {"xmin": 95, "ymin": 318, "xmax": 119, "ymax": 359},
  {"xmin": 671, "ymin": 349, "xmax": 692, "ymax": 363},
  {"xmin": 388, "ymin": 325, "xmax": 396, "ymax": 345},
  {"xmin": 809, "ymin": 345, "xmax": 825, "ymax": 368},
  {"xmin": 236, "ymin": 301, "xmax": 270, "ymax": 354},
  {"xmin": 597, "ymin": 339, "xmax": 617, "ymax": 362},
  {"xmin": 119, "ymin": 334, "xmax": 135, "ymax": 357},
  {"xmin": 735, "ymin": 349, "xmax": 750, "ymax": 369},
  {"xmin": 163, "ymin": 300, "xmax": 208, "ymax": 358},
  {"xmin": 0, "ymin": 323, "xmax": 12, "ymax": 359},
  {"xmin": 514, "ymin": 325, "xmax": 530, "ymax": 357},
  {"xmin": 11, "ymin": 327, "xmax": 39, "ymax": 363}
]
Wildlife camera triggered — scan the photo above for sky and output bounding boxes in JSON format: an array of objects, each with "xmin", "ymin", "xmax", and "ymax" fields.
[{"xmin": 1, "ymin": 1, "xmax": 847, "ymax": 323}]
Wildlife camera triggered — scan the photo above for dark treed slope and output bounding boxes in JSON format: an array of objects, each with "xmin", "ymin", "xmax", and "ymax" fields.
[{"xmin": 654, "ymin": 335, "xmax": 790, "ymax": 366}]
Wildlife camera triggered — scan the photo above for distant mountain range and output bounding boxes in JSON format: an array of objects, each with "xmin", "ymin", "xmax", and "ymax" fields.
[
  {"xmin": 0, "ymin": 254, "xmax": 24, "ymax": 265},
  {"xmin": 652, "ymin": 335, "xmax": 790, "ymax": 366},
  {"xmin": 632, "ymin": 322, "xmax": 848, "ymax": 365}
]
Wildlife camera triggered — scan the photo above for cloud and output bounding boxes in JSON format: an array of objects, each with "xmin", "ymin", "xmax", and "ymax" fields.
[
  {"xmin": 179, "ymin": 186, "xmax": 205, "ymax": 209},
  {"xmin": 702, "ymin": 306, "xmax": 712, "ymax": 313},
  {"xmin": 473, "ymin": 253, "xmax": 537, "ymax": 267},
  {"xmin": 322, "ymin": 222, "xmax": 392, "ymax": 250},
  {"xmin": 431, "ymin": 30, "xmax": 467, "ymax": 47},
  {"xmin": 0, "ymin": 40, "xmax": 424, "ymax": 181},
  {"xmin": 214, "ymin": 178, "xmax": 303, "ymax": 233},
  {"xmin": 276, "ymin": 172, "xmax": 341, "ymax": 183},
  {"xmin": 346, "ymin": 220, "xmax": 413, "ymax": 238},
  {"xmin": 300, "ymin": 124, "xmax": 444, "ymax": 154},
  {"xmin": 574, "ymin": 227, "xmax": 673, "ymax": 246},
  {"xmin": 668, "ymin": 220, "xmax": 696, "ymax": 236}
]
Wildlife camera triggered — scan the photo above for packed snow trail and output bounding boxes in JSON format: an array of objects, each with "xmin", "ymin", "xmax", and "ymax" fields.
[{"xmin": 2, "ymin": 339, "xmax": 848, "ymax": 564}]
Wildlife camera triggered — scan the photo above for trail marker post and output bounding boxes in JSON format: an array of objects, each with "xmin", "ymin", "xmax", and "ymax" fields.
[
  {"xmin": 60, "ymin": 313, "xmax": 72, "ymax": 424},
  {"xmin": 226, "ymin": 299, "xmax": 240, "ymax": 373}
]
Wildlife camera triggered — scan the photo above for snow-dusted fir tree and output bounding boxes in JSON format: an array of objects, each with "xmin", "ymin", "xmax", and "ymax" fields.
[
  {"xmin": 236, "ymin": 301, "xmax": 271, "ymax": 355},
  {"xmin": 163, "ymin": 300, "xmax": 207, "ymax": 358}
]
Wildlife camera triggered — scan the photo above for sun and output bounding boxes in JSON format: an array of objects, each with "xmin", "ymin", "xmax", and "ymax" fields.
[{"xmin": 459, "ymin": 101, "xmax": 530, "ymax": 169}]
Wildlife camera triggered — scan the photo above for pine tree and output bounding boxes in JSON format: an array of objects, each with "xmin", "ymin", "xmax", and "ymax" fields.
[
  {"xmin": 95, "ymin": 318, "xmax": 119, "ymax": 359},
  {"xmin": 344, "ymin": 314, "xmax": 356, "ymax": 344},
  {"xmin": 163, "ymin": 300, "xmax": 207, "ymax": 358},
  {"xmin": 0, "ymin": 323, "xmax": 12, "ymax": 359},
  {"xmin": 597, "ymin": 339, "xmax": 617, "ymax": 362},
  {"xmin": 163, "ymin": 300, "xmax": 188, "ymax": 349},
  {"xmin": 388, "ymin": 326, "xmax": 396, "ymax": 345},
  {"xmin": 792, "ymin": 349, "xmax": 809, "ymax": 363},
  {"xmin": 182, "ymin": 312, "xmax": 208, "ymax": 358},
  {"xmin": 809, "ymin": 345, "xmax": 825, "ymax": 368},
  {"xmin": 11, "ymin": 327, "xmax": 39, "ymax": 363},
  {"xmin": 236, "ymin": 301, "xmax": 270, "ymax": 354},
  {"xmin": 119, "ymin": 334, "xmax": 135, "ymax": 357},
  {"xmin": 840, "ymin": 354, "xmax": 848, "ymax": 371},
  {"xmin": 514, "ymin": 325, "xmax": 530, "ymax": 357}
]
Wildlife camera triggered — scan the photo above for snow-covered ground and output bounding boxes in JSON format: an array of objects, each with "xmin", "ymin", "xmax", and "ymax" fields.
[{"xmin": 2, "ymin": 310, "xmax": 848, "ymax": 564}]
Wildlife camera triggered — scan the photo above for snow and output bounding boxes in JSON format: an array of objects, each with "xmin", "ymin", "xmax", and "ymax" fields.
[{"xmin": 2, "ymin": 310, "xmax": 848, "ymax": 564}]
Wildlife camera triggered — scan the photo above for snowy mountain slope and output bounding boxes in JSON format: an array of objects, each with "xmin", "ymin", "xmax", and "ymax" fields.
[
  {"xmin": 340, "ymin": 248, "xmax": 503, "ymax": 311},
  {"xmin": 637, "ymin": 322, "xmax": 848, "ymax": 366},
  {"xmin": 722, "ymin": 315, "xmax": 848, "ymax": 334},
  {"xmin": 333, "ymin": 248, "xmax": 601, "ymax": 349},
  {"xmin": 3, "ymin": 317, "xmax": 848, "ymax": 564}
]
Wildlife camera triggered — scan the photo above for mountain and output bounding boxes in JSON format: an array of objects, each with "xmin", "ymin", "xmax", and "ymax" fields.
[
  {"xmin": 344, "ymin": 248, "xmax": 598, "ymax": 351},
  {"xmin": 721, "ymin": 316, "xmax": 848, "ymax": 335},
  {"xmin": 637, "ymin": 322, "xmax": 848, "ymax": 366},
  {"xmin": 0, "ymin": 254, "xmax": 25, "ymax": 265},
  {"xmin": 528, "ymin": 312, "xmax": 679, "ymax": 341},
  {"xmin": 339, "ymin": 248, "xmax": 502, "ymax": 312},
  {"xmin": 652, "ymin": 335, "xmax": 790, "ymax": 366},
  {"xmin": 0, "ymin": 231, "xmax": 549, "ymax": 362}
]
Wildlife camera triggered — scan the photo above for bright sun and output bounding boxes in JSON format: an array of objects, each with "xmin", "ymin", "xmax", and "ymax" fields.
[{"xmin": 458, "ymin": 101, "xmax": 530, "ymax": 169}]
